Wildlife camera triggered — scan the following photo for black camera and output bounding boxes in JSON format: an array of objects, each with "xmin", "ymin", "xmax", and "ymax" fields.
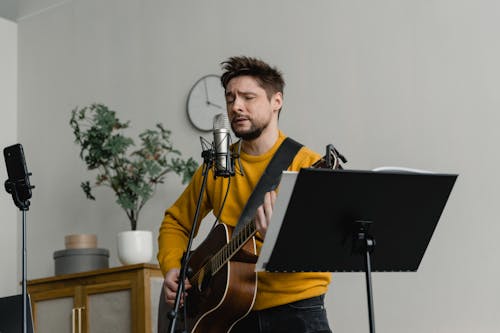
[{"xmin": 4, "ymin": 144, "xmax": 34, "ymax": 209}]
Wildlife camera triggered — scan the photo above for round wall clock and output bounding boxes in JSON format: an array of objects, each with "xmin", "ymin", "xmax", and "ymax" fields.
[{"xmin": 186, "ymin": 74, "xmax": 226, "ymax": 132}]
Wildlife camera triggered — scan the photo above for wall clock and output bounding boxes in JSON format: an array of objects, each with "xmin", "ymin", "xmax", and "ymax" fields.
[{"xmin": 186, "ymin": 74, "xmax": 226, "ymax": 132}]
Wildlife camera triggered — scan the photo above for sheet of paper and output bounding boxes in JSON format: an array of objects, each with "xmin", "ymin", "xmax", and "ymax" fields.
[
  {"xmin": 256, "ymin": 171, "xmax": 298, "ymax": 272},
  {"xmin": 372, "ymin": 166, "xmax": 435, "ymax": 174}
]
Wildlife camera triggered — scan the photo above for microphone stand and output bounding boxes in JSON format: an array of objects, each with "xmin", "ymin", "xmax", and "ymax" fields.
[
  {"xmin": 4, "ymin": 179, "xmax": 31, "ymax": 333},
  {"xmin": 168, "ymin": 147, "xmax": 214, "ymax": 333}
]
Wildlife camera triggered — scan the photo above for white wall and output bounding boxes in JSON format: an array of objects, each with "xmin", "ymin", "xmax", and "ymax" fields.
[
  {"xmin": 0, "ymin": 17, "xmax": 18, "ymax": 296},
  {"xmin": 15, "ymin": 1, "xmax": 500, "ymax": 332}
]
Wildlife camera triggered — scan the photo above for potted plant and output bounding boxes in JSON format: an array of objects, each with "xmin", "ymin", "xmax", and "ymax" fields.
[{"xmin": 69, "ymin": 103, "xmax": 198, "ymax": 264}]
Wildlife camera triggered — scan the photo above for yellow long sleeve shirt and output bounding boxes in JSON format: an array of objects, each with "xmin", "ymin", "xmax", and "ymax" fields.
[{"xmin": 157, "ymin": 131, "xmax": 331, "ymax": 310}]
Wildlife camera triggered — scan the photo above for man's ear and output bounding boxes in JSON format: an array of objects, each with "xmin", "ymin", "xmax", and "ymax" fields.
[{"xmin": 272, "ymin": 92, "xmax": 283, "ymax": 112}]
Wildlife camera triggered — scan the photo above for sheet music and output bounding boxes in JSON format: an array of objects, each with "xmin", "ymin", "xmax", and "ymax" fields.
[
  {"xmin": 256, "ymin": 171, "xmax": 298, "ymax": 272},
  {"xmin": 372, "ymin": 166, "xmax": 435, "ymax": 174}
]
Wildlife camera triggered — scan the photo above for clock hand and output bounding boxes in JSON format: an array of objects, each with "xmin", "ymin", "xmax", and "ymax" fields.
[
  {"xmin": 203, "ymin": 79, "xmax": 209, "ymax": 102},
  {"xmin": 207, "ymin": 101, "xmax": 223, "ymax": 109}
]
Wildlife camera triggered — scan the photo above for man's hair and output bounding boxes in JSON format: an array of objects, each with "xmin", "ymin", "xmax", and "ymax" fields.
[{"xmin": 220, "ymin": 56, "xmax": 285, "ymax": 100}]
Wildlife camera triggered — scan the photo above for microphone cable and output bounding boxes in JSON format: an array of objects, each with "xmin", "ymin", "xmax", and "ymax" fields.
[{"xmin": 211, "ymin": 174, "xmax": 231, "ymax": 231}]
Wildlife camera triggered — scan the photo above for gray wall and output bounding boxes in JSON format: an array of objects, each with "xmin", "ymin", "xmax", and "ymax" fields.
[
  {"xmin": 0, "ymin": 0, "xmax": 17, "ymax": 22},
  {"xmin": 8, "ymin": 0, "xmax": 500, "ymax": 332},
  {"xmin": 0, "ymin": 17, "xmax": 18, "ymax": 297}
]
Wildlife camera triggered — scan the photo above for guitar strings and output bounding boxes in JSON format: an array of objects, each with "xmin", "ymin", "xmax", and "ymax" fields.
[{"xmin": 189, "ymin": 170, "xmax": 232, "ymax": 289}]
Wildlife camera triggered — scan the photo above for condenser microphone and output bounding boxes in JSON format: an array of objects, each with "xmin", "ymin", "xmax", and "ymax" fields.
[{"xmin": 213, "ymin": 113, "xmax": 235, "ymax": 177}]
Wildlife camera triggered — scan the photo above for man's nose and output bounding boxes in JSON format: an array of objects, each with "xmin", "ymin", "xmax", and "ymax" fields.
[{"xmin": 231, "ymin": 97, "xmax": 243, "ymax": 113}]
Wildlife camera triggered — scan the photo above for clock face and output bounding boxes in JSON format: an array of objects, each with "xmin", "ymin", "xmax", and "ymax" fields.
[{"xmin": 187, "ymin": 74, "xmax": 227, "ymax": 132}]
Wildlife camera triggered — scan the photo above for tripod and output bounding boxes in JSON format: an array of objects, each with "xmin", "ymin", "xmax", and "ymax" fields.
[{"xmin": 4, "ymin": 143, "xmax": 35, "ymax": 333}]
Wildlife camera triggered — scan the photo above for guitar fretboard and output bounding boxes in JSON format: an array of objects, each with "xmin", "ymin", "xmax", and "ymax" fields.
[{"xmin": 191, "ymin": 219, "xmax": 256, "ymax": 285}]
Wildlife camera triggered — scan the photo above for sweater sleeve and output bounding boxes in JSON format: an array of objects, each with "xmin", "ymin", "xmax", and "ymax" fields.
[
  {"xmin": 289, "ymin": 146, "xmax": 322, "ymax": 171},
  {"xmin": 157, "ymin": 166, "xmax": 213, "ymax": 276}
]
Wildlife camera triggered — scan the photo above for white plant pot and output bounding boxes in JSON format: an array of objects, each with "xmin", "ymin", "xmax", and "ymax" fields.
[{"xmin": 117, "ymin": 230, "xmax": 153, "ymax": 265}]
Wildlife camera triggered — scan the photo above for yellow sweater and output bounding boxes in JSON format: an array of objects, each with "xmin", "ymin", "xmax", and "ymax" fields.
[{"xmin": 157, "ymin": 131, "xmax": 331, "ymax": 310}]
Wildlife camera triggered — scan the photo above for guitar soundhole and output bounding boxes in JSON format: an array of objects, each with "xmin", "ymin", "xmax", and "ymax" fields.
[{"xmin": 200, "ymin": 269, "xmax": 212, "ymax": 292}]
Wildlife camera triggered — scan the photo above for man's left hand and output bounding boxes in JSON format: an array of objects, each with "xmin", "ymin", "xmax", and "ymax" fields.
[{"xmin": 254, "ymin": 191, "xmax": 277, "ymax": 239}]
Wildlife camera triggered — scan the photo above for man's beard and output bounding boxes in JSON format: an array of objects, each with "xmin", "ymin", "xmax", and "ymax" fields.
[{"xmin": 232, "ymin": 122, "xmax": 267, "ymax": 141}]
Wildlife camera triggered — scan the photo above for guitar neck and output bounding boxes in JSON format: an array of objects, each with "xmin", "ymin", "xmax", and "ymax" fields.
[
  {"xmin": 212, "ymin": 220, "xmax": 256, "ymax": 274},
  {"xmin": 189, "ymin": 219, "xmax": 256, "ymax": 289}
]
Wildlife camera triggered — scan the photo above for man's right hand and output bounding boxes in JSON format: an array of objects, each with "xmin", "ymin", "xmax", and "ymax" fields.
[{"xmin": 163, "ymin": 268, "xmax": 192, "ymax": 306}]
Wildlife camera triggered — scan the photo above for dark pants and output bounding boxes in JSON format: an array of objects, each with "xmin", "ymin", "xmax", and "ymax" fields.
[{"xmin": 231, "ymin": 295, "xmax": 332, "ymax": 333}]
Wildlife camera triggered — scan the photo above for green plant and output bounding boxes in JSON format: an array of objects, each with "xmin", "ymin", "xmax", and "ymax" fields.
[{"xmin": 69, "ymin": 103, "xmax": 198, "ymax": 230}]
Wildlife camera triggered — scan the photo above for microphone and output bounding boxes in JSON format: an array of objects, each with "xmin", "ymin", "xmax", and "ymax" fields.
[{"xmin": 213, "ymin": 113, "xmax": 235, "ymax": 177}]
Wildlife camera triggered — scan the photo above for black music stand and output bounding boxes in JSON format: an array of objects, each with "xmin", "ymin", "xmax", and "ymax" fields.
[{"xmin": 259, "ymin": 168, "xmax": 457, "ymax": 333}]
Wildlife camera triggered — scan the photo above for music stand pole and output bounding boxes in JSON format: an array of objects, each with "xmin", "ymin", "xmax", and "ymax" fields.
[{"xmin": 353, "ymin": 220, "xmax": 376, "ymax": 333}]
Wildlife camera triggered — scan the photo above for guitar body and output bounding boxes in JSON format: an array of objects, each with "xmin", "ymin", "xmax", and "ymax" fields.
[{"xmin": 184, "ymin": 223, "xmax": 257, "ymax": 333}]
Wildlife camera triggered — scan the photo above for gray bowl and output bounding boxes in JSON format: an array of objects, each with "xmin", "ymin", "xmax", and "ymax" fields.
[{"xmin": 53, "ymin": 248, "xmax": 109, "ymax": 275}]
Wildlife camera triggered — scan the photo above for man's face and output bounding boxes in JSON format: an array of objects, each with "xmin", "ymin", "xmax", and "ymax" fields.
[{"xmin": 225, "ymin": 75, "xmax": 281, "ymax": 140}]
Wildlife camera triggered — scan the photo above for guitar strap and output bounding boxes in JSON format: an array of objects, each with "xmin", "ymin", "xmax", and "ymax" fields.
[{"xmin": 231, "ymin": 137, "xmax": 303, "ymax": 239}]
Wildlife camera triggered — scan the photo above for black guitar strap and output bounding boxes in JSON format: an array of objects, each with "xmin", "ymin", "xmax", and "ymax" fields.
[{"xmin": 231, "ymin": 137, "xmax": 303, "ymax": 239}]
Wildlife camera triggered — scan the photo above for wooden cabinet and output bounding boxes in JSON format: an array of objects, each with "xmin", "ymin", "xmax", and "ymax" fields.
[{"xmin": 27, "ymin": 263, "xmax": 164, "ymax": 333}]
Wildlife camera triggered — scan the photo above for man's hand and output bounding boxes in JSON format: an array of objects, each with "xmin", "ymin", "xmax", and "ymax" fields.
[
  {"xmin": 163, "ymin": 268, "xmax": 192, "ymax": 306},
  {"xmin": 254, "ymin": 191, "xmax": 277, "ymax": 239}
]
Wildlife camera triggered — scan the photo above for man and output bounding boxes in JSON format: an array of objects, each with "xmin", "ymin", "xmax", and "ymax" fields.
[{"xmin": 158, "ymin": 56, "xmax": 332, "ymax": 333}]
